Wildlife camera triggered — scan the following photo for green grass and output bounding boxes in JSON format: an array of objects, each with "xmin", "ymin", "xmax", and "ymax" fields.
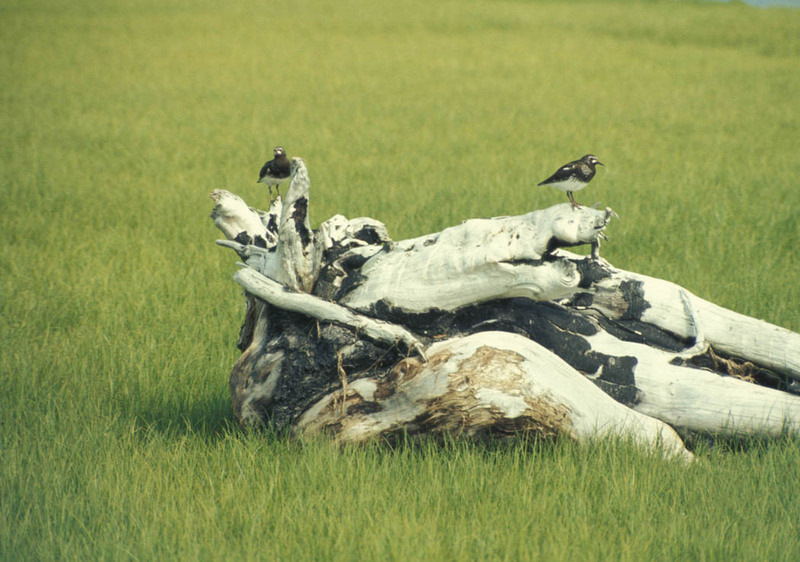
[
  {"xmin": 2, "ymin": 0, "xmax": 800, "ymax": 559},
  {"xmin": 5, "ymin": 432, "xmax": 800, "ymax": 560}
]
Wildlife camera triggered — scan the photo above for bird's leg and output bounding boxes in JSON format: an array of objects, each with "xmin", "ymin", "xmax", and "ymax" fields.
[
  {"xmin": 276, "ymin": 185, "xmax": 281, "ymax": 198},
  {"xmin": 568, "ymin": 191, "xmax": 580, "ymax": 209}
]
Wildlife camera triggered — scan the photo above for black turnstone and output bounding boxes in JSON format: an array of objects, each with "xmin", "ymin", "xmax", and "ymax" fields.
[
  {"xmin": 538, "ymin": 154, "xmax": 604, "ymax": 208},
  {"xmin": 257, "ymin": 146, "xmax": 291, "ymax": 198}
]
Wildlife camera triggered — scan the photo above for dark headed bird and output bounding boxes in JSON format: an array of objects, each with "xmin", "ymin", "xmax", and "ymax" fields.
[
  {"xmin": 258, "ymin": 146, "xmax": 291, "ymax": 198},
  {"xmin": 538, "ymin": 154, "xmax": 604, "ymax": 209}
]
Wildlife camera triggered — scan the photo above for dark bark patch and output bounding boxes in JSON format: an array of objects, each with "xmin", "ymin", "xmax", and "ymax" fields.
[
  {"xmin": 242, "ymin": 311, "xmax": 404, "ymax": 432},
  {"xmin": 569, "ymin": 292, "xmax": 595, "ymax": 308},
  {"xmin": 236, "ymin": 296, "xmax": 258, "ymax": 351},
  {"xmin": 266, "ymin": 213, "xmax": 279, "ymax": 235},
  {"xmin": 355, "ymin": 225, "xmax": 387, "ymax": 246},
  {"xmin": 544, "ymin": 236, "xmax": 573, "ymax": 255},
  {"xmin": 332, "ymin": 268, "xmax": 367, "ymax": 301},
  {"xmin": 588, "ymin": 355, "xmax": 643, "ymax": 406},
  {"xmin": 346, "ymin": 401, "xmax": 383, "ymax": 416},
  {"xmin": 595, "ymin": 316, "xmax": 693, "ymax": 352},
  {"xmin": 234, "ymin": 231, "xmax": 252, "ymax": 246},
  {"xmin": 360, "ymin": 298, "xmax": 642, "ymax": 407},
  {"xmin": 315, "ymin": 253, "xmax": 372, "ymax": 301},
  {"xmin": 673, "ymin": 346, "xmax": 798, "ymax": 395},
  {"xmin": 619, "ymin": 279, "xmax": 650, "ymax": 320},
  {"xmin": 290, "ymin": 196, "xmax": 312, "ymax": 247},
  {"xmin": 573, "ymin": 258, "xmax": 614, "ymax": 288}
]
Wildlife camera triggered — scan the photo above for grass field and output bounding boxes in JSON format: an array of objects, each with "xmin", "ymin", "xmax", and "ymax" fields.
[{"xmin": 3, "ymin": 0, "xmax": 800, "ymax": 559}]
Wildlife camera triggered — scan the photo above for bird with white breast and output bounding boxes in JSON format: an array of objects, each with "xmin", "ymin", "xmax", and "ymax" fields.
[{"xmin": 538, "ymin": 154, "xmax": 604, "ymax": 209}]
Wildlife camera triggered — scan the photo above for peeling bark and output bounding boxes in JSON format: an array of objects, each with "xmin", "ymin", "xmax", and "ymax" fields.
[{"xmin": 295, "ymin": 332, "xmax": 693, "ymax": 462}]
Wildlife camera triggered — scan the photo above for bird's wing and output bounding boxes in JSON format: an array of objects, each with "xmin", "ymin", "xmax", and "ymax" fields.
[
  {"xmin": 259, "ymin": 160, "xmax": 272, "ymax": 180},
  {"xmin": 538, "ymin": 161, "xmax": 579, "ymax": 185}
]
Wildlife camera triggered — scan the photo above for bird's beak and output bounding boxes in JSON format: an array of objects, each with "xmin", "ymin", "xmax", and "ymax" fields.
[{"xmin": 597, "ymin": 161, "xmax": 605, "ymax": 166}]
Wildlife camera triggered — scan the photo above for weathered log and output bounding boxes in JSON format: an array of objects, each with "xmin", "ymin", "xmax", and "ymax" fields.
[
  {"xmin": 337, "ymin": 204, "xmax": 616, "ymax": 312},
  {"xmin": 296, "ymin": 331, "xmax": 693, "ymax": 462},
  {"xmin": 210, "ymin": 158, "xmax": 800, "ymax": 459},
  {"xmin": 234, "ymin": 268, "xmax": 427, "ymax": 360},
  {"xmin": 582, "ymin": 267, "xmax": 800, "ymax": 381}
]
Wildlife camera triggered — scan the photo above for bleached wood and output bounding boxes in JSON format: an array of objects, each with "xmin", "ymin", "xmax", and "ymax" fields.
[
  {"xmin": 255, "ymin": 157, "xmax": 318, "ymax": 292},
  {"xmin": 317, "ymin": 214, "xmax": 391, "ymax": 250},
  {"xmin": 296, "ymin": 332, "xmax": 693, "ymax": 461},
  {"xmin": 581, "ymin": 329, "xmax": 800, "ymax": 436},
  {"xmin": 234, "ymin": 268, "xmax": 427, "ymax": 359},
  {"xmin": 341, "ymin": 204, "xmax": 615, "ymax": 313},
  {"xmin": 584, "ymin": 268, "xmax": 800, "ymax": 381},
  {"xmin": 209, "ymin": 189, "xmax": 268, "ymax": 243},
  {"xmin": 211, "ymin": 168, "xmax": 800, "ymax": 450}
]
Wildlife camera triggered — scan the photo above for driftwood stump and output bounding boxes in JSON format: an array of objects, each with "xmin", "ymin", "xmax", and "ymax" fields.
[{"xmin": 210, "ymin": 158, "xmax": 800, "ymax": 461}]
